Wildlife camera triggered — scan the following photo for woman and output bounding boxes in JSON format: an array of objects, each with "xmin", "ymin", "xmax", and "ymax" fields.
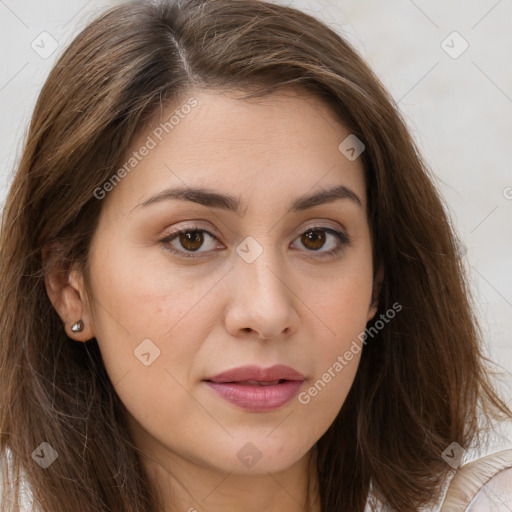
[{"xmin": 0, "ymin": 1, "xmax": 510, "ymax": 511}]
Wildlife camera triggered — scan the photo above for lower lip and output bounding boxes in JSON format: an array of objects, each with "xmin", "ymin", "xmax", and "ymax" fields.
[{"xmin": 204, "ymin": 380, "xmax": 303, "ymax": 412}]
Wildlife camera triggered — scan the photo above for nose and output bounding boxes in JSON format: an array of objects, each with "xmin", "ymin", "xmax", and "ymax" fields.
[{"xmin": 223, "ymin": 246, "xmax": 300, "ymax": 341}]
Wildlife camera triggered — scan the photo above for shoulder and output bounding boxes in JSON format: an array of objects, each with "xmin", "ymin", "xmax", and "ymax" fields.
[
  {"xmin": 465, "ymin": 467, "xmax": 512, "ymax": 511},
  {"xmin": 364, "ymin": 449, "xmax": 512, "ymax": 512},
  {"xmin": 441, "ymin": 449, "xmax": 512, "ymax": 512}
]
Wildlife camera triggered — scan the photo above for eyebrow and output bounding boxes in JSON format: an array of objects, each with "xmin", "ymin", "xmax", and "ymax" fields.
[{"xmin": 137, "ymin": 184, "xmax": 363, "ymax": 215}]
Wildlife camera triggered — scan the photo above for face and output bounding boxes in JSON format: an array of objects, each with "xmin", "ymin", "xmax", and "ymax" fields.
[{"xmin": 76, "ymin": 87, "xmax": 376, "ymax": 477}]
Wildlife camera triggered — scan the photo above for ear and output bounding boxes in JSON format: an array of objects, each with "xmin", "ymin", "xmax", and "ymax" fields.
[
  {"xmin": 42, "ymin": 244, "xmax": 95, "ymax": 342},
  {"xmin": 367, "ymin": 265, "xmax": 384, "ymax": 322}
]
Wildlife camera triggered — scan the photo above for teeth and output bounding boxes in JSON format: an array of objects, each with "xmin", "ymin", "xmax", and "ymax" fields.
[{"xmin": 241, "ymin": 380, "xmax": 281, "ymax": 386}]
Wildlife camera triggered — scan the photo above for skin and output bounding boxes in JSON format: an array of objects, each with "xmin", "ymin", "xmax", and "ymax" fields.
[{"xmin": 45, "ymin": 86, "xmax": 378, "ymax": 512}]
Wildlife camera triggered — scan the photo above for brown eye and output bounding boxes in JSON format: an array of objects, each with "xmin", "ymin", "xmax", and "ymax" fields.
[
  {"xmin": 291, "ymin": 227, "xmax": 351, "ymax": 259},
  {"xmin": 301, "ymin": 230, "xmax": 326, "ymax": 251},
  {"xmin": 160, "ymin": 228, "xmax": 221, "ymax": 258},
  {"xmin": 178, "ymin": 230, "xmax": 204, "ymax": 251}
]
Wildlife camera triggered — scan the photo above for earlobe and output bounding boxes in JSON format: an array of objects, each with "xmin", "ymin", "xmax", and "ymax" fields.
[
  {"xmin": 367, "ymin": 266, "xmax": 384, "ymax": 322},
  {"xmin": 367, "ymin": 299, "xmax": 378, "ymax": 322},
  {"xmin": 43, "ymin": 250, "xmax": 94, "ymax": 342}
]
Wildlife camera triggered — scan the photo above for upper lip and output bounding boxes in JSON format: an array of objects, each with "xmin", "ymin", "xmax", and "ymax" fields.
[{"xmin": 204, "ymin": 364, "xmax": 305, "ymax": 383}]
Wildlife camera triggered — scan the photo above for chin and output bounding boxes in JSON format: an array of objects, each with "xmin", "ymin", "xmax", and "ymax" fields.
[{"xmin": 199, "ymin": 437, "xmax": 312, "ymax": 475}]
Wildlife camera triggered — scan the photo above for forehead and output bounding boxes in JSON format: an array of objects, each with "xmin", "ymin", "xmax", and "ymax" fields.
[{"xmin": 102, "ymin": 86, "xmax": 367, "ymax": 215}]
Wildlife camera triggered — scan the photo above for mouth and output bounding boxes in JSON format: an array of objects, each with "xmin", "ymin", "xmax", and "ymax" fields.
[
  {"xmin": 202, "ymin": 365, "xmax": 305, "ymax": 412},
  {"xmin": 203, "ymin": 380, "xmax": 304, "ymax": 411}
]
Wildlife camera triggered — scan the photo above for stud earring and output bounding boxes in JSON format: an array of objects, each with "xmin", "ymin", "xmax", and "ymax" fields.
[{"xmin": 71, "ymin": 319, "xmax": 84, "ymax": 333}]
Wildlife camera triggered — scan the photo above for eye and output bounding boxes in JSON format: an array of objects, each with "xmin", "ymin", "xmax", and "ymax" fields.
[
  {"xmin": 160, "ymin": 228, "xmax": 221, "ymax": 258},
  {"xmin": 159, "ymin": 225, "xmax": 351, "ymax": 259},
  {"xmin": 290, "ymin": 227, "xmax": 351, "ymax": 259}
]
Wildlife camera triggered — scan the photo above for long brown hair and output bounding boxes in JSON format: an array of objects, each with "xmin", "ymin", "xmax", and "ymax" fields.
[{"xmin": 1, "ymin": 1, "xmax": 510, "ymax": 511}]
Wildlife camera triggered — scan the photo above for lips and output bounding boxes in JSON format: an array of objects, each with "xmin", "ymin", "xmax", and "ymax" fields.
[
  {"xmin": 203, "ymin": 364, "xmax": 305, "ymax": 412},
  {"xmin": 204, "ymin": 364, "xmax": 305, "ymax": 384}
]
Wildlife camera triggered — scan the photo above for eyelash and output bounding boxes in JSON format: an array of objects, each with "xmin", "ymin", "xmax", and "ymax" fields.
[{"xmin": 159, "ymin": 225, "xmax": 351, "ymax": 260}]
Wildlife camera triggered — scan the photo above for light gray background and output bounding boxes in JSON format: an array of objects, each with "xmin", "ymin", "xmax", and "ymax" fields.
[{"xmin": 1, "ymin": 0, "xmax": 511, "ymax": 451}]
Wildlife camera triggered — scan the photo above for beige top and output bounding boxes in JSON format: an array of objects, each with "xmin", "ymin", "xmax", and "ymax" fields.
[
  {"xmin": 364, "ymin": 449, "xmax": 512, "ymax": 511},
  {"xmin": 441, "ymin": 449, "xmax": 512, "ymax": 511}
]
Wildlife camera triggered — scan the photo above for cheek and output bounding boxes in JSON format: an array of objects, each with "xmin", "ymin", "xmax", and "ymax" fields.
[
  {"xmin": 86, "ymin": 238, "xmax": 221, "ymax": 392},
  {"xmin": 298, "ymin": 348, "xmax": 361, "ymax": 430},
  {"xmin": 298, "ymin": 245, "xmax": 372, "ymax": 411},
  {"xmin": 309, "ymin": 245, "xmax": 374, "ymax": 341},
  {"xmin": 86, "ymin": 250, "xmax": 212, "ymax": 444},
  {"xmin": 293, "ymin": 280, "xmax": 369, "ymax": 442},
  {"xmin": 88, "ymin": 234, "xmax": 185, "ymax": 336}
]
